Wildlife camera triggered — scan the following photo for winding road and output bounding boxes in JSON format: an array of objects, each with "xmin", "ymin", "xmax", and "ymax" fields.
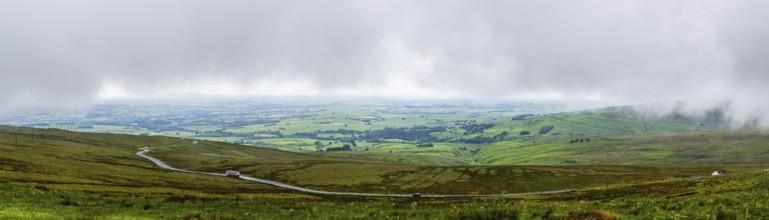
[{"xmin": 136, "ymin": 148, "xmax": 577, "ymax": 198}]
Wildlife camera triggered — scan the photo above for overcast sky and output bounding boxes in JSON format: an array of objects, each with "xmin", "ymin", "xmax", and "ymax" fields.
[{"xmin": 1, "ymin": 0, "xmax": 768, "ymax": 121}]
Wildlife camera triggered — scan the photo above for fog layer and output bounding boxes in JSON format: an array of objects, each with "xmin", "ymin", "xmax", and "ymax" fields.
[{"xmin": 1, "ymin": 1, "xmax": 768, "ymax": 124}]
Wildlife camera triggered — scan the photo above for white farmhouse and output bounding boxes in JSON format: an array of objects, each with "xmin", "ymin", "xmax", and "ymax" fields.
[{"xmin": 712, "ymin": 169, "xmax": 727, "ymax": 176}]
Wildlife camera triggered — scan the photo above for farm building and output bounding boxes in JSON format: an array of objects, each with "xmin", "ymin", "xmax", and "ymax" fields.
[{"xmin": 712, "ymin": 169, "xmax": 727, "ymax": 176}]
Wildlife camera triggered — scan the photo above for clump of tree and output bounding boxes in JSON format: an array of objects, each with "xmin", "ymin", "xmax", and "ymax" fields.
[
  {"xmin": 290, "ymin": 129, "xmax": 356, "ymax": 141},
  {"xmin": 198, "ymin": 129, "xmax": 235, "ymax": 137},
  {"xmin": 229, "ymin": 119, "xmax": 280, "ymax": 126},
  {"xmin": 519, "ymin": 130, "xmax": 530, "ymax": 135},
  {"xmin": 248, "ymin": 130, "xmax": 284, "ymax": 138},
  {"xmin": 462, "ymin": 136, "xmax": 496, "ymax": 144},
  {"xmin": 326, "ymin": 144, "xmax": 351, "ymax": 152},
  {"xmin": 569, "ymin": 138, "xmax": 590, "ymax": 144},
  {"xmin": 363, "ymin": 126, "xmax": 446, "ymax": 142},
  {"xmin": 416, "ymin": 143, "xmax": 434, "ymax": 147},
  {"xmin": 461, "ymin": 123, "xmax": 495, "ymax": 135},
  {"xmin": 492, "ymin": 131, "xmax": 509, "ymax": 141},
  {"xmin": 511, "ymin": 114, "xmax": 534, "ymax": 120},
  {"xmin": 699, "ymin": 106, "xmax": 731, "ymax": 129},
  {"xmin": 539, "ymin": 125, "xmax": 554, "ymax": 134}
]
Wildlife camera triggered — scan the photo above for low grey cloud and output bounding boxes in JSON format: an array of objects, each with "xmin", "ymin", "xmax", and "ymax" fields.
[{"xmin": 1, "ymin": 0, "xmax": 768, "ymax": 123}]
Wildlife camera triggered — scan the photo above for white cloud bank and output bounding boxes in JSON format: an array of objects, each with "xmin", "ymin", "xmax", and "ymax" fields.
[{"xmin": 0, "ymin": 0, "xmax": 768, "ymax": 124}]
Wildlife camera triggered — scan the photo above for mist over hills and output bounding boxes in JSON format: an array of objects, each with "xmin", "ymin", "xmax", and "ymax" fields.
[
  {"xmin": 584, "ymin": 101, "xmax": 761, "ymax": 130},
  {"xmin": 1, "ymin": 1, "xmax": 769, "ymax": 124}
]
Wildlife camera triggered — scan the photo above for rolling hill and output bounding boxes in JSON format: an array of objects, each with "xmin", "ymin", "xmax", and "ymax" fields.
[{"xmin": 2, "ymin": 125, "xmax": 769, "ymax": 219}]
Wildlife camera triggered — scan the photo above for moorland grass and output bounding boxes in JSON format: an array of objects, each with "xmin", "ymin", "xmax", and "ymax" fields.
[{"xmin": 3, "ymin": 126, "xmax": 769, "ymax": 219}]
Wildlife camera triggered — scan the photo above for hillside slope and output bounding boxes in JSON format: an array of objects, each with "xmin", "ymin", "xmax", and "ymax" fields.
[
  {"xmin": 0, "ymin": 126, "xmax": 286, "ymax": 195},
  {"xmin": 477, "ymin": 130, "xmax": 769, "ymax": 165},
  {"xmin": 3, "ymin": 126, "xmax": 769, "ymax": 219}
]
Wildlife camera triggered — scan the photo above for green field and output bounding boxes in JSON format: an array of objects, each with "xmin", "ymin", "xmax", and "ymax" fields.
[
  {"xmin": 2, "ymin": 126, "xmax": 769, "ymax": 219},
  {"xmin": 5, "ymin": 100, "xmax": 742, "ymax": 169},
  {"xmin": 477, "ymin": 130, "xmax": 769, "ymax": 165}
]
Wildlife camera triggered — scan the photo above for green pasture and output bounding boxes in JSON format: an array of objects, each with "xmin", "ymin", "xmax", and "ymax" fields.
[{"xmin": 476, "ymin": 130, "xmax": 769, "ymax": 165}]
